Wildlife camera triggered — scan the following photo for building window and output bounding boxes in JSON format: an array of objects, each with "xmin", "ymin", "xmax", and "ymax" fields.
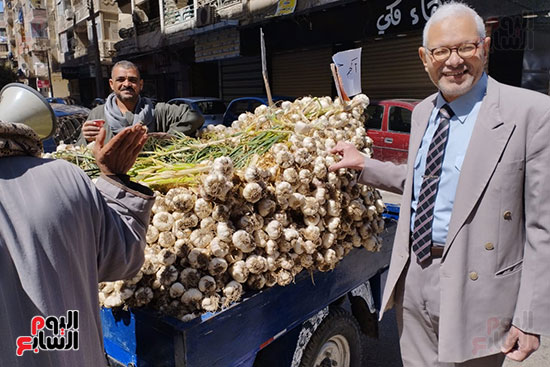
[
  {"xmin": 56, "ymin": 0, "xmax": 71, "ymax": 18},
  {"xmin": 0, "ymin": 44, "xmax": 8, "ymax": 52},
  {"xmin": 31, "ymin": 0, "xmax": 44, "ymax": 8},
  {"xmin": 87, "ymin": 18, "xmax": 102, "ymax": 42},
  {"xmin": 103, "ymin": 20, "xmax": 116, "ymax": 41},
  {"xmin": 31, "ymin": 23, "xmax": 48, "ymax": 38}
]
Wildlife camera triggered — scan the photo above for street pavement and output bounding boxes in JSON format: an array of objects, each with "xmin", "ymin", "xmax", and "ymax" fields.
[{"xmin": 361, "ymin": 191, "xmax": 550, "ymax": 366}]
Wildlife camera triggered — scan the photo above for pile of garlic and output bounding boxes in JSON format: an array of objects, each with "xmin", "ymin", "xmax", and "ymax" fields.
[{"xmin": 99, "ymin": 94, "xmax": 386, "ymax": 321}]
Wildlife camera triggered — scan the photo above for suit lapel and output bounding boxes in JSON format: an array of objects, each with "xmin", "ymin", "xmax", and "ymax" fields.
[
  {"xmin": 409, "ymin": 99, "xmax": 435, "ymax": 168},
  {"xmin": 443, "ymin": 78, "xmax": 516, "ymax": 256}
]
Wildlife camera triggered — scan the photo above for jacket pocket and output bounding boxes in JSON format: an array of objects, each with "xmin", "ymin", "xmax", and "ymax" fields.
[{"xmin": 495, "ymin": 259, "xmax": 523, "ymax": 277}]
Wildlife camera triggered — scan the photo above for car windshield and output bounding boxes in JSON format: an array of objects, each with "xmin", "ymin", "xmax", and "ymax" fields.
[
  {"xmin": 365, "ymin": 104, "xmax": 384, "ymax": 130},
  {"xmin": 196, "ymin": 100, "xmax": 226, "ymax": 115},
  {"xmin": 388, "ymin": 106, "xmax": 412, "ymax": 133},
  {"xmin": 229, "ymin": 100, "xmax": 252, "ymax": 115}
]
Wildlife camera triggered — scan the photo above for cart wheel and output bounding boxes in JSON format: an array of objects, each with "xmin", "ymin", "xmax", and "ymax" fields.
[{"xmin": 299, "ymin": 307, "xmax": 363, "ymax": 367}]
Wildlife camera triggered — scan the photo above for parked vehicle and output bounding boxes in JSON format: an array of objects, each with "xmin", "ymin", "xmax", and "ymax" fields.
[
  {"xmin": 45, "ymin": 96, "xmax": 77, "ymax": 105},
  {"xmin": 46, "ymin": 97, "xmax": 66, "ymax": 104},
  {"xmin": 365, "ymin": 99, "xmax": 420, "ymax": 165},
  {"xmin": 90, "ymin": 97, "xmax": 106, "ymax": 108},
  {"xmin": 102, "ymin": 219, "xmax": 397, "ymax": 367},
  {"xmin": 167, "ymin": 97, "xmax": 226, "ymax": 129},
  {"xmin": 222, "ymin": 96, "xmax": 292, "ymax": 126},
  {"xmin": 42, "ymin": 103, "xmax": 90, "ymax": 152}
]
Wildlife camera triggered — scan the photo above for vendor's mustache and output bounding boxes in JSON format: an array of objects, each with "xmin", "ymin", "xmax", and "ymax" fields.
[{"xmin": 121, "ymin": 87, "xmax": 135, "ymax": 92}]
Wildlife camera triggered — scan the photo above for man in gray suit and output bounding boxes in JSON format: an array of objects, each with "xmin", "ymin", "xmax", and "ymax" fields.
[{"xmin": 330, "ymin": 2, "xmax": 549, "ymax": 366}]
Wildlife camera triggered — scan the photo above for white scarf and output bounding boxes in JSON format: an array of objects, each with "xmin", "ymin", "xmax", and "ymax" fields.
[{"xmin": 103, "ymin": 93, "xmax": 155, "ymax": 133}]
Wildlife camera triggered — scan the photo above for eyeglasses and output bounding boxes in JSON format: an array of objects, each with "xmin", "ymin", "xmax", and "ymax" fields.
[{"xmin": 427, "ymin": 39, "xmax": 484, "ymax": 62}]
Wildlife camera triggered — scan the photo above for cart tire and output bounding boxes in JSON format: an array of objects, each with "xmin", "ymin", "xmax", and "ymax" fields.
[{"xmin": 299, "ymin": 307, "xmax": 363, "ymax": 367}]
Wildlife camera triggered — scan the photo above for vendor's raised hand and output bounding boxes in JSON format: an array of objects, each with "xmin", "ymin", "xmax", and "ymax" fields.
[
  {"xmin": 328, "ymin": 141, "xmax": 366, "ymax": 172},
  {"xmin": 93, "ymin": 125, "xmax": 147, "ymax": 176}
]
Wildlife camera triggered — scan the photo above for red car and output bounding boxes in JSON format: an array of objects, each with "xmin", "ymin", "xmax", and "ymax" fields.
[{"xmin": 365, "ymin": 99, "xmax": 420, "ymax": 165}]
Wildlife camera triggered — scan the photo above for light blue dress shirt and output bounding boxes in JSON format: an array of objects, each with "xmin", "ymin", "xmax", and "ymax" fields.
[{"xmin": 410, "ymin": 73, "xmax": 488, "ymax": 245}]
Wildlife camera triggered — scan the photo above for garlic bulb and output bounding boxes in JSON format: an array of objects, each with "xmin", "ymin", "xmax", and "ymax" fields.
[
  {"xmin": 198, "ymin": 275, "xmax": 217, "ymax": 295},
  {"xmin": 229, "ymin": 260, "xmax": 249, "ymax": 283},
  {"xmin": 232, "ymin": 230, "xmax": 254, "ymax": 253},
  {"xmin": 243, "ymin": 182, "xmax": 263, "ymax": 203},
  {"xmin": 153, "ymin": 212, "xmax": 174, "ymax": 232}
]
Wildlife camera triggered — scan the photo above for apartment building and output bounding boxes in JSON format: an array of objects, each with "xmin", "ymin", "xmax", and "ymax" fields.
[
  {"xmin": 0, "ymin": 1, "xmax": 9, "ymax": 63},
  {"xmin": 53, "ymin": 0, "xmax": 121, "ymax": 105},
  {"xmin": 0, "ymin": 0, "xmax": 53, "ymax": 95}
]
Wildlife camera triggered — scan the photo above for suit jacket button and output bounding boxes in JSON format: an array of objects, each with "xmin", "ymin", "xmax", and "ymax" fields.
[
  {"xmin": 485, "ymin": 242, "xmax": 494, "ymax": 251},
  {"xmin": 469, "ymin": 271, "xmax": 479, "ymax": 281},
  {"xmin": 503, "ymin": 210, "xmax": 512, "ymax": 220}
]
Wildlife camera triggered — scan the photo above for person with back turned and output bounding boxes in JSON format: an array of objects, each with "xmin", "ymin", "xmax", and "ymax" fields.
[{"xmin": 1, "ymin": 116, "xmax": 155, "ymax": 366}]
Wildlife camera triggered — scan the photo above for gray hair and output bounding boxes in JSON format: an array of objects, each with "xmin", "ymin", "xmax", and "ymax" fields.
[
  {"xmin": 422, "ymin": 1, "xmax": 486, "ymax": 47},
  {"xmin": 111, "ymin": 60, "xmax": 141, "ymax": 79}
]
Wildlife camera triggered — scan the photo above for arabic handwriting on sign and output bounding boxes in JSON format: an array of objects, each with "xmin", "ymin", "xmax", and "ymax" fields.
[
  {"xmin": 376, "ymin": 0, "xmax": 403, "ymax": 35},
  {"xmin": 332, "ymin": 48, "xmax": 362, "ymax": 97},
  {"xmin": 346, "ymin": 57, "xmax": 359, "ymax": 76}
]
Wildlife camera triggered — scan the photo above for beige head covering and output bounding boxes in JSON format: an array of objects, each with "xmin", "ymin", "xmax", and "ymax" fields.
[{"xmin": 0, "ymin": 121, "xmax": 43, "ymax": 158}]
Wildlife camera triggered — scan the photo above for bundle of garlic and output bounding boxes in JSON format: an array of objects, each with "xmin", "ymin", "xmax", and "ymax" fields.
[{"xmin": 92, "ymin": 94, "xmax": 386, "ymax": 321}]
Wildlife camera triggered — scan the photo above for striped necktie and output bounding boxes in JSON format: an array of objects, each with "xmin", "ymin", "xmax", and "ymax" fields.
[{"xmin": 411, "ymin": 104, "xmax": 454, "ymax": 262}]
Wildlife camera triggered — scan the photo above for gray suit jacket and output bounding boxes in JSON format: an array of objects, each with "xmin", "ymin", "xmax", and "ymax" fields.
[{"xmin": 359, "ymin": 77, "xmax": 550, "ymax": 362}]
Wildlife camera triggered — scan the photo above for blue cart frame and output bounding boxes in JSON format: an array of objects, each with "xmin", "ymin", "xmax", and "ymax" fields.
[{"xmin": 101, "ymin": 220, "xmax": 397, "ymax": 367}]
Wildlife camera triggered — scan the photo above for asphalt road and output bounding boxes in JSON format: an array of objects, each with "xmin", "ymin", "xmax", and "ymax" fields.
[{"xmin": 362, "ymin": 191, "xmax": 550, "ymax": 366}]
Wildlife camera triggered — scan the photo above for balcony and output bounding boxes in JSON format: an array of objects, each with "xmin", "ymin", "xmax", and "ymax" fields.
[
  {"xmin": 164, "ymin": 1, "xmax": 195, "ymax": 33},
  {"xmin": 163, "ymin": 0, "xmax": 261, "ymax": 34},
  {"xmin": 29, "ymin": 37, "xmax": 49, "ymax": 52},
  {"xmin": 136, "ymin": 17, "xmax": 161, "ymax": 36},
  {"xmin": 30, "ymin": 9, "xmax": 48, "ymax": 24}
]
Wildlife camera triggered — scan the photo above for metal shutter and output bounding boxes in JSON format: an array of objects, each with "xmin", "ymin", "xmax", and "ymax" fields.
[
  {"xmin": 220, "ymin": 56, "xmax": 264, "ymax": 103},
  {"xmin": 361, "ymin": 32, "xmax": 437, "ymax": 100},
  {"xmin": 272, "ymin": 47, "xmax": 333, "ymax": 98}
]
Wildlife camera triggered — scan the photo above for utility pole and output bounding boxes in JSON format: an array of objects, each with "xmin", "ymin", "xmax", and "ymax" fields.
[
  {"xmin": 46, "ymin": 50, "xmax": 54, "ymax": 98},
  {"xmin": 88, "ymin": 0, "xmax": 104, "ymax": 98}
]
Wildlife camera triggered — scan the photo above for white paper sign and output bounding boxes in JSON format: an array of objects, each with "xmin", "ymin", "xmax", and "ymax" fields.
[{"xmin": 332, "ymin": 48, "xmax": 362, "ymax": 97}]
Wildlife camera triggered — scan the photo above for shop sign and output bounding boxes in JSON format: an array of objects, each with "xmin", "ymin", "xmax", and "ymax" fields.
[
  {"xmin": 275, "ymin": 0, "xmax": 297, "ymax": 16},
  {"xmin": 37, "ymin": 80, "xmax": 50, "ymax": 88},
  {"xmin": 373, "ymin": 0, "xmax": 441, "ymax": 35},
  {"xmin": 195, "ymin": 27, "xmax": 240, "ymax": 63},
  {"xmin": 332, "ymin": 48, "xmax": 362, "ymax": 97}
]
